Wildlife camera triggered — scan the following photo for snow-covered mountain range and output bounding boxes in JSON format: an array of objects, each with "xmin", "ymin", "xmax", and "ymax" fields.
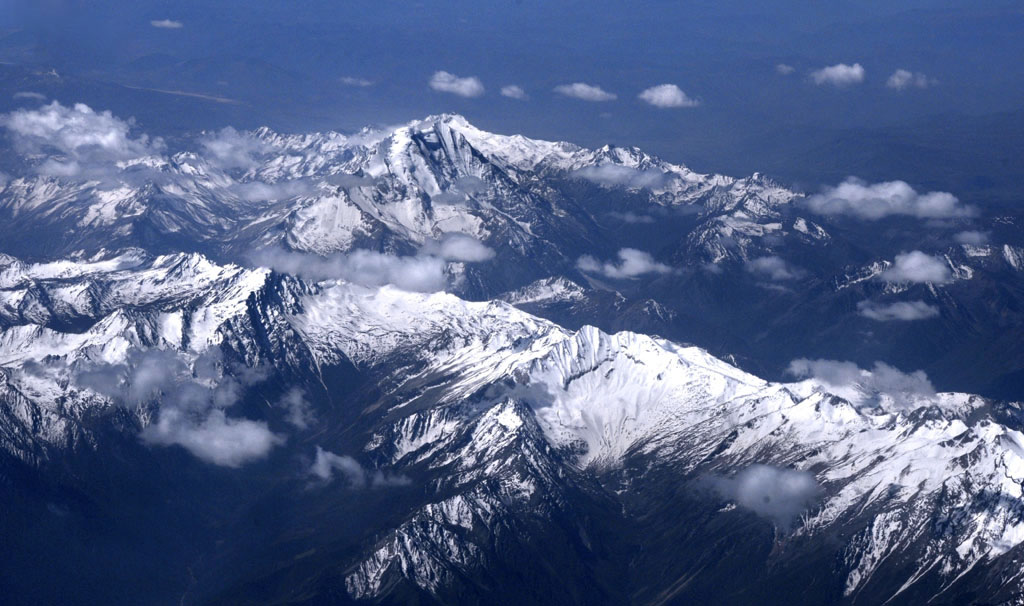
[{"xmin": 1, "ymin": 107, "xmax": 1024, "ymax": 605}]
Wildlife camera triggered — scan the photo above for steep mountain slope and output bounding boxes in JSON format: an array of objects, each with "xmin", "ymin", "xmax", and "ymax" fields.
[
  {"xmin": 6, "ymin": 109, "xmax": 1022, "ymax": 396},
  {"xmin": 1, "ymin": 251, "xmax": 1022, "ymax": 605}
]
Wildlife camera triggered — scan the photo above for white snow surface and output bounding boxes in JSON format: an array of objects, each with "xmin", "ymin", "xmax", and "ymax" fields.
[{"xmin": 1, "ymin": 251, "xmax": 1023, "ymax": 601}]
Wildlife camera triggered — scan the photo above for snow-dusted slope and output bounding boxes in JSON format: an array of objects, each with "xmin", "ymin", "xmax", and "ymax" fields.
[
  {"xmin": 0, "ymin": 112, "xmax": 808, "ymax": 269},
  {"xmin": 290, "ymin": 272, "xmax": 1024, "ymax": 603}
]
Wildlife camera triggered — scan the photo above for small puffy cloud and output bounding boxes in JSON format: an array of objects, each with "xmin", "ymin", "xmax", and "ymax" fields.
[
  {"xmin": 637, "ymin": 84, "xmax": 699, "ymax": 108},
  {"xmin": 143, "ymin": 408, "xmax": 281, "ymax": 467},
  {"xmin": 775, "ymin": 64, "xmax": 796, "ymax": 75},
  {"xmin": 803, "ymin": 178, "xmax": 973, "ymax": 220},
  {"xmin": 745, "ymin": 256, "xmax": 805, "ymax": 281},
  {"xmin": 200, "ymin": 126, "xmax": 271, "ymax": 170},
  {"xmin": 954, "ymin": 230, "xmax": 989, "ymax": 246},
  {"xmin": 0, "ymin": 102, "xmax": 164, "ymax": 174},
  {"xmin": 572, "ymin": 164, "xmax": 669, "ymax": 189},
  {"xmin": 810, "ymin": 63, "xmax": 865, "ymax": 86},
  {"xmin": 150, "ymin": 19, "xmax": 183, "ymax": 29},
  {"xmin": 75, "ymin": 348, "xmax": 281, "ymax": 467},
  {"xmin": 500, "ymin": 85, "xmax": 527, "ymax": 100},
  {"xmin": 340, "ymin": 76, "xmax": 373, "ymax": 87},
  {"xmin": 857, "ymin": 300, "xmax": 939, "ymax": 321},
  {"xmin": 886, "ymin": 69, "xmax": 935, "ymax": 90},
  {"xmin": 878, "ymin": 251, "xmax": 952, "ymax": 284},
  {"xmin": 420, "ymin": 233, "xmax": 496, "ymax": 263},
  {"xmin": 577, "ymin": 248, "xmax": 671, "ymax": 279},
  {"xmin": 554, "ymin": 82, "xmax": 616, "ymax": 102},
  {"xmin": 787, "ymin": 358, "xmax": 935, "ymax": 410},
  {"xmin": 429, "ymin": 71, "xmax": 485, "ymax": 97},
  {"xmin": 713, "ymin": 465, "xmax": 820, "ymax": 527},
  {"xmin": 310, "ymin": 447, "xmax": 410, "ymax": 488},
  {"xmin": 279, "ymin": 387, "xmax": 314, "ymax": 429}
]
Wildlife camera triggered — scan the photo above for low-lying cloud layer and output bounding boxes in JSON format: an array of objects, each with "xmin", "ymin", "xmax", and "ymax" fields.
[
  {"xmin": 637, "ymin": 84, "xmax": 699, "ymax": 108},
  {"xmin": 145, "ymin": 408, "xmax": 282, "ymax": 467},
  {"xmin": 745, "ymin": 256, "xmax": 805, "ymax": 281},
  {"xmin": 803, "ymin": 178, "xmax": 972, "ymax": 220},
  {"xmin": 787, "ymin": 358, "xmax": 935, "ymax": 409},
  {"xmin": 954, "ymin": 230, "xmax": 990, "ymax": 246},
  {"xmin": 878, "ymin": 251, "xmax": 952, "ymax": 284},
  {"xmin": 577, "ymin": 248, "xmax": 671, "ymax": 279},
  {"xmin": 713, "ymin": 464, "xmax": 821, "ymax": 527},
  {"xmin": 810, "ymin": 63, "xmax": 865, "ymax": 86},
  {"xmin": 75, "ymin": 349, "xmax": 281, "ymax": 467},
  {"xmin": 251, "ymin": 234, "xmax": 494, "ymax": 292},
  {"xmin": 857, "ymin": 300, "xmax": 939, "ymax": 321},
  {"xmin": 572, "ymin": 164, "xmax": 669, "ymax": 189},
  {"xmin": 200, "ymin": 126, "xmax": 272, "ymax": 170},
  {"xmin": 554, "ymin": 83, "xmax": 617, "ymax": 102},
  {"xmin": 429, "ymin": 71, "xmax": 485, "ymax": 98},
  {"xmin": 419, "ymin": 233, "xmax": 496, "ymax": 262},
  {"xmin": 309, "ymin": 447, "xmax": 410, "ymax": 488},
  {"xmin": 231, "ymin": 179, "xmax": 317, "ymax": 202}
]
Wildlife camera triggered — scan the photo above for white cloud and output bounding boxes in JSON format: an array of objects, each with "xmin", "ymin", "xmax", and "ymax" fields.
[
  {"xmin": 810, "ymin": 63, "xmax": 865, "ymax": 86},
  {"xmin": 954, "ymin": 230, "xmax": 989, "ymax": 246},
  {"xmin": 638, "ymin": 84, "xmax": 699, "ymax": 108},
  {"xmin": 309, "ymin": 447, "xmax": 410, "ymax": 488},
  {"xmin": 75, "ymin": 349, "xmax": 282, "ymax": 467},
  {"xmin": 253, "ymin": 248, "xmax": 447, "ymax": 292},
  {"xmin": 577, "ymin": 248, "xmax": 671, "ymax": 279},
  {"xmin": 886, "ymin": 69, "xmax": 935, "ymax": 90},
  {"xmin": 231, "ymin": 179, "xmax": 316, "ymax": 202},
  {"xmin": 13, "ymin": 91, "xmax": 46, "ymax": 101},
  {"xmin": 251, "ymin": 237, "xmax": 494, "ymax": 292},
  {"xmin": 878, "ymin": 251, "xmax": 952, "ymax": 284},
  {"xmin": 554, "ymin": 82, "xmax": 617, "ymax": 102},
  {"xmin": 787, "ymin": 358, "xmax": 935, "ymax": 410},
  {"xmin": 200, "ymin": 126, "xmax": 271, "ymax": 170},
  {"xmin": 150, "ymin": 19, "xmax": 183, "ymax": 29},
  {"xmin": 143, "ymin": 408, "xmax": 281, "ymax": 467},
  {"xmin": 775, "ymin": 64, "xmax": 796, "ymax": 75},
  {"xmin": 0, "ymin": 101, "xmax": 164, "ymax": 173},
  {"xmin": 340, "ymin": 76, "xmax": 373, "ymax": 87},
  {"xmin": 429, "ymin": 71, "xmax": 485, "ymax": 97},
  {"xmin": 420, "ymin": 233, "xmax": 496, "ymax": 263},
  {"xmin": 279, "ymin": 387, "xmax": 314, "ymax": 429},
  {"xmin": 500, "ymin": 85, "xmax": 527, "ymax": 100},
  {"xmin": 714, "ymin": 464, "xmax": 820, "ymax": 527},
  {"xmin": 572, "ymin": 164, "xmax": 669, "ymax": 189},
  {"xmin": 803, "ymin": 178, "xmax": 974, "ymax": 220},
  {"xmin": 745, "ymin": 256, "xmax": 805, "ymax": 281},
  {"xmin": 857, "ymin": 300, "xmax": 939, "ymax": 321}
]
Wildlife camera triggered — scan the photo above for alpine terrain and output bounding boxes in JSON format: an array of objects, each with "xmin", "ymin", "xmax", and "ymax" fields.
[{"xmin": 1, "ymin": 106, "xmax": 1023, "ymax": 606}]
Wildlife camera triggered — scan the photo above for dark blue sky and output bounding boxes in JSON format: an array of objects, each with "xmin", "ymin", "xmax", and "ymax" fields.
[{"xmin": 2, "ymin": 0, "xmax": 1022, "ymax": 197}]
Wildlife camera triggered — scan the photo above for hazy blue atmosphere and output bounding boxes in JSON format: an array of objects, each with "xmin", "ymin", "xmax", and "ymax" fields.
[{"xmin": 3, "ymin": 0, "xmax": 1023, "ymax": 199}]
